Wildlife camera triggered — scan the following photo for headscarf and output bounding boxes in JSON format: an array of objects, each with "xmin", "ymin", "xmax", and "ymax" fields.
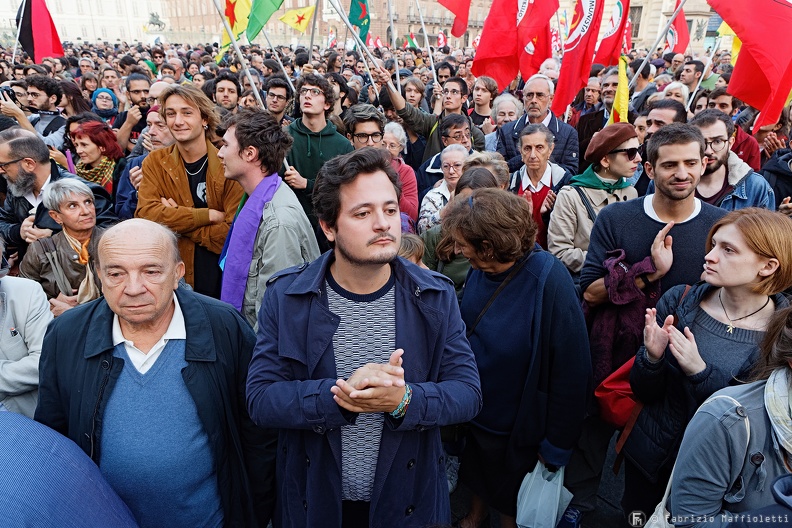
[{"xmin": 90, "ymin": 88, "xmax": 118, "ymax": 121}]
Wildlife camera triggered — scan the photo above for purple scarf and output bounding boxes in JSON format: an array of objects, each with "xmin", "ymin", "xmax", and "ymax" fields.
[{"xmin": 220, "ymin": 175, "xmax": 281, "ymax": 310}]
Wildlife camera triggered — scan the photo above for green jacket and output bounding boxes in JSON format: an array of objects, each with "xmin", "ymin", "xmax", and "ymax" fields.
[
  {"xmin": 396, "ymin": 103, "xmax": 485, "ymax": 164},
  {"xmin": 286, "ymin": 119, "xmax": 354, "ymax": 225}
]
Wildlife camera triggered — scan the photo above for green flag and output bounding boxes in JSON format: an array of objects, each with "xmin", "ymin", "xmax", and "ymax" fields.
[
  {"xmin": 348, "ymin": 0, "xmax": 370, "ymax": 42},
  {"xmin": 246, "ymin": 0, "xmax": 285, "ymax": 41}
]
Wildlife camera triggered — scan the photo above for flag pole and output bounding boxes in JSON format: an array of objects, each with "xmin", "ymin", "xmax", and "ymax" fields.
[
  {"xmin": 414, "ymin": 0, "xmax": 438, "ymax": 85},
  {"xmin": 628, "ymin": 0, "xmax": 688, "ymax": 89},
  {"xmin": 262, "ymin": 29, "xmax": 298, "ymax": 94},
  {"xmin": 211, "ymin": 0, "xmax": 266, "ymax": 110},
  {"xmin": 309, "ymin": 0, "xmax": 320, "ymax": 54},
  {"xmin": 555, "ymin": 11, "xmax": 565, "ymax": 57},
  {"xmin": 11, "ymin": 0, "xmax": 28, "ymax": 64},
  {"xmin": 685, "ymin": 37, "xmax": 721, "ymax": 112},
  {"xmin": 387, "ymin": 0, "xmax": 400, "ymax": 87},
  {"xmin": 326, "ymin": 0, "xmax": 396, "ymax": 91}
]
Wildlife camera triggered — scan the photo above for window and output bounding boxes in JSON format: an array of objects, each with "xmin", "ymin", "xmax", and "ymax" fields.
[
  {"xmin": 81, "ymin": 26, "xmax": 88, "ymax": 37},
  {"xmin": 96, "ymin": 1, "xmax": 103, "ymax": 15},
  {"xmin": 629, "ymin": 6, "xmax": 643, "ymax": 39}
]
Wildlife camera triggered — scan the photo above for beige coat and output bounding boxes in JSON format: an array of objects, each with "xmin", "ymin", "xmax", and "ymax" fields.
[{"xmin": 548, "ymin": 185, "xmax": 638, "ymax": 273}]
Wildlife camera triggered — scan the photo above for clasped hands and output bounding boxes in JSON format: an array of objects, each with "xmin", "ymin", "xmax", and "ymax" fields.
[
  {"xmin": 643, "ymin": 308, "xmax": 706, "ymax": 376},
  {"xmin": 331, "ymin": 349, "xmax": 407, "ymax": 414}
]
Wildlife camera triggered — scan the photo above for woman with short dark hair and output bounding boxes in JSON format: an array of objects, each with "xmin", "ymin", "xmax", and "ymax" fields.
[{"xmin": 444, "ymin": 188, "xmax": 591, "ymax": 528}]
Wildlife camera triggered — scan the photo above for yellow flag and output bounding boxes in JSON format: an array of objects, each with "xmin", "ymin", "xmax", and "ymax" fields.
[
  {"xmin": 716, "ymin": 22, "xmax": 741, "ymax": 65},
  {"xmin": 279, "ymin": 5, "xmax": 315, "ymax": 33},
  {"xmin": 216, "ymin": 0, "xmax": 252, "ymax": 62},
  {"xmin": 608, "ymin": 56, "xmax": 630, "ymax": 125}
]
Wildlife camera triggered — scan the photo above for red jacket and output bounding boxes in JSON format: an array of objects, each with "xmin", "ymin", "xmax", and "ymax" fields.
[
  {"xmin": 732, "ymin": 126, "xmax": 761, "ymax": 172},
  {"xmin": 392, "ymin": 157, "xmax": 419, "ymax": 221}
]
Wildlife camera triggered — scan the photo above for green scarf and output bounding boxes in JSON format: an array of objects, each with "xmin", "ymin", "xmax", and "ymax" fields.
[{"xmin": 570, "ymin": 164, "xmax": 631, "ymax": 193}]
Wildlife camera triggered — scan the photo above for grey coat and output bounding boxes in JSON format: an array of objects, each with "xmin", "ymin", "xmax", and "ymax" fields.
[
  {"xmin": 0, "ymin": 276, "xmax": 52, "ymax": 417},
  {"xmin": 671, "ymin": 381, "xmax": 791, "ymax": 527}
]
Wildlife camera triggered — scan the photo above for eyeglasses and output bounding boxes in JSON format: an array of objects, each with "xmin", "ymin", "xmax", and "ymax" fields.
[
  {"xmin": 523, "ymin": 92, "xmax": 549, "ymax": 100},
  {"xmin": 704, "ymin": 138, "xmax": 728, "ymax": 152},
  {"xmin": 267, "ymin": 92, "xmax": 288, "ymax": 101},
  {"xmin": 445, "ymin": 130, "xmax": 471, "ymax": 141},
  {"xmin": 299, "ymin": 87, "xmax": 322, "ymax": 97},
  {"xmin": 352, "ymin": 132, "xmax": 383, "ymax": 143},
  {"xmin": 146, "ymin": 96, "xmax": 158, "ymax": 104},
  {"xmin": 128, "ymin": 89, "xmax": 149, "ymax": 95},
  {"xmin": 608, "ymin": 147, "xmax": 640, "ymax": 161},
  {"xmin": 442, "ymin": 162, "xmax": 463, "ymax": 172},
  {"xmin": 0, "ymin": 158, "xmax": 23, "ymax": 170},
  {"xmin": 95, "ymin": 95, "xmax": 114, "ymax": 101},
  {"xmin": 26, "ymin": 91, "xmax": 42, "ymax": 98},
  {"xmin": 442, "ymin": 88, "xmax": 461, "ymax": 96}
]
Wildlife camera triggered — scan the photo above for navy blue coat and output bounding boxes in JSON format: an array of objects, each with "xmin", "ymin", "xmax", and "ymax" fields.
[
  {"xmin": 496, "ymin": 112, "xmax": 580, "ymax": 175},
  {"xmin": 36, "ymin": 289, "xmax": 276, "ymax": 528},
  {"xmin": 247, "ymin": 253, "xmax": 482, "ymax": 528}
]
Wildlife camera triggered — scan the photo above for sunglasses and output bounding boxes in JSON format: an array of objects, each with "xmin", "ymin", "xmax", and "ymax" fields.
[{"xmin": 608, "ymin": 147, "xmax": 640, "ymax": 161}]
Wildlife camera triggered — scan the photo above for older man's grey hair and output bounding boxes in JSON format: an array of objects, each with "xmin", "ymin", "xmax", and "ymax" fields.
[
  {"xmin": 441, "ymin": 143, "xmax": 469, "ymax": 162},
  {"xmin": 526, "ymin": 74, "xmax": 555, "ymax": 96},
  {"xmin": 384, "ymin": 122, "xmax": 407, "ymax": 151},
  {"xmin": 42, "ymin": 178, "xmax": 93, "ymax": 212}
]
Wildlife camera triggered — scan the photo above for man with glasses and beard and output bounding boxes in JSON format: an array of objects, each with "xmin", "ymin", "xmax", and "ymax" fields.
[
  {"xmin": 689, "ymin": 109, "xmax": 775, "ymax": 210},
  {"xmin": 496, "ymin": 74, "xmax": 579, "ymax": 175},
  {"xmin": 113, "ymin": 73, "xmax": 151, "ymax": 154},
  {"xmin": 0, "ymin": 129, "xmax": 115, "ymax": 260}
]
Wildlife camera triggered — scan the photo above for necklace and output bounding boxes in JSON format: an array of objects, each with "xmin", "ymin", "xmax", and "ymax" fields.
[
  {"xmin": 718, "ymin": 290, "xmax": 771, "ymax": 334},
  {"xmin": 185, "ymin": 156, "xmax": 208, "ymax": 177}
]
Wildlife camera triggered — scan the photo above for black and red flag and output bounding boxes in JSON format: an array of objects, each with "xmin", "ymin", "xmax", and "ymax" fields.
[{"xmin": 16, "ymin": 0, "xmax": 64, "ymax": 62}]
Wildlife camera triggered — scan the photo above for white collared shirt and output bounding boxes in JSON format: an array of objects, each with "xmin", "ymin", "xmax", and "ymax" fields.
[
  {"xmin": 519, "ymin": 163, "xmax": 553, "ymax": 193},
  {"xmin": 112, "ymin": 295, "xmax": 186, "ymax": 374},
  {"xmin": 24, "ymin": 175, "xmax": 51, "ymax": 211},
  {"xmin": 541, "ymin": 111, "xmax": 552, "ymax": 127}
]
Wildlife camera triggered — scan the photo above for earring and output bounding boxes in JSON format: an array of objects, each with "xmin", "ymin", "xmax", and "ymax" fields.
[{"xmin": 203, "ymin": 124, "xmax": 208, "ymax": 130}]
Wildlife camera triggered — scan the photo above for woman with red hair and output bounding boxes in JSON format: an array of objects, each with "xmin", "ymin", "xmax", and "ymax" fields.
[{"xmin": 71, "ymin": 120, "xmax": 125, "ymax": 197}]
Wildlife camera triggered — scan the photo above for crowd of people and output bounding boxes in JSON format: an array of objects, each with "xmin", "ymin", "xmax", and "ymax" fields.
[{"xmin": 1, "ymin": 37, "xmax": 792, "ymax": 528}]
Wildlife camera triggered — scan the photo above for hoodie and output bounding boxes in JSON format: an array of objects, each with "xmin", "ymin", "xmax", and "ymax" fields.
[
  {"xmin": 719, "ymin": 151, "xmax": 776, "ymax": 211},
  {"xmin": 286, "ymin": 119, "xmax": 354, "ymax": 225}
]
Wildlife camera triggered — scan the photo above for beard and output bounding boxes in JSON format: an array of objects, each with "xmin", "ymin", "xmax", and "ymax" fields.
[
  {"xmin": 703, "ymin": 155, "xmax": 727, "ymax": 175},
  {"xmin": 6, "ymin": 167, "xmax": 37, "ymax": 196},
  {"xmin": 334, "ymin": 233, "xmax": 398, "ymax": 268}
]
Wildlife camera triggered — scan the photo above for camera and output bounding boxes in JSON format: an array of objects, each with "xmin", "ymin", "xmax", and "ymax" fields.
[{"xmin": 0, "ymin": 86, "xmax": 17, "ymax": 104}]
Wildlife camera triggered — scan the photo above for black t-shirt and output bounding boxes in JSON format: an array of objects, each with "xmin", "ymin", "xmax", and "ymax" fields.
[
  {"xmin": 469, "ymin": 110, "xmax": 489, "ymax": 127},
  {"xmin": 185, "ymin": 154, "xmax": 222, "ymax": 298},
  {"xmin": 112, "ymin": 111, "xmax": 148, "ymax": 147}
]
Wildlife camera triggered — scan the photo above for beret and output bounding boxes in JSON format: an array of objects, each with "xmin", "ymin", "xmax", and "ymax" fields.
[{"xmin": 585, "ymin": 122, "xmax": 638, "ymax": 163}]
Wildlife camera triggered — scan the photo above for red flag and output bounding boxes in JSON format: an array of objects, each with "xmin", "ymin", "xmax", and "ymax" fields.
[
  {"xmin": 707, "ymin": 0, "xmax": 792, "ymax": 129},
  {"xmin": 472, "ymin": 33, "xmax": 481, "ymax": 49},
  {"xmin": 437, "ymin": 31, "xmax": 447, "ymax": 48},
  {"xmin": 623, "ymin": 18, "xmax": 632, "ymax": 53},
  {"xmin": 665, "ymin": 0, "xmax": 690, "ymax": 53},
  {"xmin": 375, "ymin": 35, "xmax": 383, "ymax": 48},
  {"xmin": 16, "ymin": 0, "xmax": 63, "ymax": 63},
  {"xmin": 471, "ymin": 0, "xmax": 558, "ymax": 90},
  {"xmin": 551, "ymin": 0, "xmax": 606, "ymax": 115},
  {"xmin": 593, "ymin": 0, "xmax": 630, "ymax": 66},
  {"xmin": 439, "ymin": 0, "xmax": 470, "ymax": 38},
  {"xmin": 550, "ymin": 28, "xmax": 561, "ymax": 53},
  {"xmin": 519, "ymin": 24, "xmax": 553, "ymax": 80},
  {"xmin": 366, "ymin": 32, "xmax": 374, "ymax": 47}
]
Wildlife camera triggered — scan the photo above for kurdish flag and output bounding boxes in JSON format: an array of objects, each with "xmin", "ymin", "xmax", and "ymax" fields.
[
  {"xmin": 279, "ymin": 5, "xmax": 315, "ymax": 33},
  {"xmin": 349, "ymin": 0, "xmax": 371, "ymax": 42},
  {"xmin": 247, "ymin": 0, "xmax": 285, "ymax": 41},
  {"xmin": 608, "ymin": 55, "xmax": 630, "ymax": 124},
  {"xmin": 219, "ymin": 0, "xmax": 252, "ymax": 58}
]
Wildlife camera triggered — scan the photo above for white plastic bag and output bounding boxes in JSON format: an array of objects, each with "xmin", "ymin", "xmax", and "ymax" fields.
[{"xmin": 516, "ymin": 461, "xmax": 573, "ymax": 528}]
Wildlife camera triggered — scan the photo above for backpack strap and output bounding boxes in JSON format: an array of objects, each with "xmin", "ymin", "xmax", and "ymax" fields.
[
  {"xmin": 42, "ymin": 115, "xmax": 66, "ymax": 137},
  {"xmin": 572, "ymin": 186, "xmax": 598, "ymax": 224},
  {"xmin": 38, "ymin": 237, "xmax": 74, "ymax": 296}
]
